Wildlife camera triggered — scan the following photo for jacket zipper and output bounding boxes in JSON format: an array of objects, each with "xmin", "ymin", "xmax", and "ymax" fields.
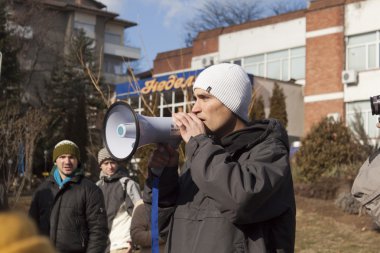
[{"xmin": 76, "ymin": 217, "xmax": 85, "ymax": 248}]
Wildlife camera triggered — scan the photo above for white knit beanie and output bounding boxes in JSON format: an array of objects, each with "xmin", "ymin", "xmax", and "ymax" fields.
[{"xmin": 193, "ymin": 63, "xmax": 252, "ymax": 122}]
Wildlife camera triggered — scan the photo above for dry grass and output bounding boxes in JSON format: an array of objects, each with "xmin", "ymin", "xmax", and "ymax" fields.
[
  {"xmin": 296, "ymin": 209, "xmax": 380, "ymax": 252},
  {"xmin": 9, "ymin": 194, "xmax": 380, "ymax": 252}
]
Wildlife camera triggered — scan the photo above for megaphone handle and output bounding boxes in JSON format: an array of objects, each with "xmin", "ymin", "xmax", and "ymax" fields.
[
  {"xmin": 151, "ymin": 167, "xmax": 164, "ymax": 177},
  {"xmin": 151, "ymin": 176, "xmax": 160, "ymax": 253}
]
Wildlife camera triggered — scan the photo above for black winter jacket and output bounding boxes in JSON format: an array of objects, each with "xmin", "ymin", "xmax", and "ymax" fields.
[
  {"xmin": 29, "ymin": 167, "xmax": 108, "ymax": 253},
  {"xmin": 144, "ymin": 119, "xmax": 296, "ymax": 253}
]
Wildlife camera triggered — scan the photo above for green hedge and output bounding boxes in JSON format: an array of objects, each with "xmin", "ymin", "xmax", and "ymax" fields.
[{"xmin": 294, "ymin": 117, "xmax": 368, "ymax": 183}]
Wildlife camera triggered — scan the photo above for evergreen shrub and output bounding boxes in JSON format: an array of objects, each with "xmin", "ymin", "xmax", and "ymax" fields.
[{"xmin": 294, "ymin": 117, "xmax": 368, "ymax": 183}]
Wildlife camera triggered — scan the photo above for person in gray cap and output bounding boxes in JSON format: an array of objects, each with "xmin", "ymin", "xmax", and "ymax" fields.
[
  {"xmin": 143, "ymin": 63, "xmax": 296, "ymax": 253},
  {"xmin": 29, "ymin": 140, "xmax": 108, "ymax": 253},
  {"xmin": 96, "ymin": 147, "xmax": 142, "ymax": 253}
]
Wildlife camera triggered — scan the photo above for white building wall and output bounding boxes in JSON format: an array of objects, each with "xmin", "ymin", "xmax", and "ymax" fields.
[
  {"xmin": 344, "ymin": 70, "xmax": 380, "ymax": 102},
  {"xmin": 191, "ymin": 52, "xmax": 220, "ymax": 70},
  {"xmin": 219, "ymin": 18, "xmax": 306, "ymax": 61},
  {"xmin": 74, "ymin": 12, "xmax": 96, "ymax": 25},
  {"xmin": 345, "ymin": 0, "xmax": 380, "ymax": 36},
  {"xmin": 74, "ymin": 12, "xmax": 96, "ymax": 38},
  {"xmin": 105, "ymin": 23, "xmax": 124, "ymax": 37},
  {"xmin": 344, "ymin": 0, "xmax": 380, "ymax": 102}
]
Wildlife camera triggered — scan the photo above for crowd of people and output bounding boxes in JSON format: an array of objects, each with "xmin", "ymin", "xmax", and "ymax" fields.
[{"xmin": 0, "ymin": 63, "xmax": 297, "ymax": 253}]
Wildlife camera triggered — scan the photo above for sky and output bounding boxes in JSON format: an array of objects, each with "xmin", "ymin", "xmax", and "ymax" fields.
[
  {"xmin": 98, "ymin": 0, "xmax": 307, "ymax": 73},
  {"xmin": 98, "ymin": 0, "xmax": 201, "ymax": 72}
]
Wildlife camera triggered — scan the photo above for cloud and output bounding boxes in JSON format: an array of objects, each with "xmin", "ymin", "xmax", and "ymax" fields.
[
  {"xmin": 98, "ymin": 0, "xmax": 208, "ymax": 27},
  {"xmin": 136, "ymin": 0, "xmax": 189, "ymax": 27},
  {"xmin": 97, "ymin": 0, "xmax": 128, "ymax": 17}
]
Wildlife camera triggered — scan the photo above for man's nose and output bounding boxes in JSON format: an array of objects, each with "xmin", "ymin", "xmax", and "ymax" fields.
[{"xmin": 192, "ymin": 101, "xmax": 200, "ymax": 113}]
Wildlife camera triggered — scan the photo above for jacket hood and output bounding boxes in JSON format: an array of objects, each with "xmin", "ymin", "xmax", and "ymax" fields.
[
  {"xmin": 99, "ymin": 167, "xmax": 130, "ymax": 182},
  {"xmin": 221, "ymin": 119, "xmax": 290, "ymax": 153}
]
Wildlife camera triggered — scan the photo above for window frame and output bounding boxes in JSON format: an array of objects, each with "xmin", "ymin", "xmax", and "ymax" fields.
[{"xmin": 346, "ymin": 31, "xmax": 380, "ymax": 72}]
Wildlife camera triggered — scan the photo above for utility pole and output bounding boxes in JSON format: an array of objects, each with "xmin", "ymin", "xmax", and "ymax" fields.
[{"xmin": 43, "ymin": 150, "xmax": 49, "ymax": 177}]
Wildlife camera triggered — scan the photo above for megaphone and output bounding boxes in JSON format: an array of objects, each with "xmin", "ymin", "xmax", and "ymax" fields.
[{"xmin": 103, "ymin": 101, "xmax": 182, "ymax": 161}]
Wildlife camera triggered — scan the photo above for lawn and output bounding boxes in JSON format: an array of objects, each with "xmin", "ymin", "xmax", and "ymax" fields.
[
  {"xmin": 9, "ymin": 194, "xmax": 380, "ymax": 252},
  {"xmin": 295, "ymin": 195, "xmax": 380, "ymax": 253}
]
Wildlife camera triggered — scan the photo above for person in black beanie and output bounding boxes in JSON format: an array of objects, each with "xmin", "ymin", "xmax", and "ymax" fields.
[{"xmin": 29, "ymin": 140, "xmax": 108, "ymax": 253}]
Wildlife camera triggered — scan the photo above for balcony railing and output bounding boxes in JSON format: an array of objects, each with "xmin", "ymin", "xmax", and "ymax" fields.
[{"xmin": 104, "ymin": 42, "xmax": 141, "ymax": 60}]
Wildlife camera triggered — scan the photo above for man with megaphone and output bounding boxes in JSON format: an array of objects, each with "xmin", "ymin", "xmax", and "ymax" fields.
[{"xmin": 143, "ymin": 63, "xmax": 296, "ymax": 253}]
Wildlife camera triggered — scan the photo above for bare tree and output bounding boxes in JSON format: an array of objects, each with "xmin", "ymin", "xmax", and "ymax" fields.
[
  {"xmin": 184, "ymin": 0, "xmax": 310, "ymax": 47},
  {"xmin": 8, "ymin": 0, "xmax": 65, "ymax": 106},
  {"xmin": 269, "ymin": 0, "xmax": 309, "ymax": 16},
  {"xmin": 350, "ymin": 108, "xmax": 377, "ymax": 154},
  {"xmin": 10, "ymin": 108, "xmax": 50, "ymax": 205},
  {"xmin": 0, "ymin": 102, "xmax": 49, "ymax": 201},
  {"xmin": 184, "ymin": 0, "xmax": 264, "ymax": 46},
  {"xmin": 0, "ymin": 104, "xmax": 23, "ymax": 192}
]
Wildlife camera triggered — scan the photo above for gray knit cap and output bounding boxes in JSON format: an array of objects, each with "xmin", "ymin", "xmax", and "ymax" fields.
[
  {"xmin": 193, "ymin": 63, "xmax": 252, "ymax": 122},
  {"xmin": 98, "ymin": 147, "xmax": 114, "ymax": 165}
]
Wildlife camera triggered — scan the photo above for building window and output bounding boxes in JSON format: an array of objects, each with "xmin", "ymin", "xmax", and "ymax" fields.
[
  {"xmin": 105, "ymin": 32, "xmax": 121, "ymax": 45},
  {"xmin": 346, "ymin": 31, "xmax": 379, "ymax": 71},
  {"xmin": 267, "ymin": 50, "xmax": 288, "ymax": 80},
  {"xmin": 346, "ymin": 101, "xmax": 379, "ymax": 139},
  {"xmin": 242, "ymin": 47, "xmax": 305, "ymax": 81},
  {"xmin": 104, "ymin": 57, "xmax": 123, "ymax": 75},
  {"xmin": 244, "ymin": 54, "xmax": 265, "ymax": 77},
  {"xmin": 126, "ymin": 96, "xmax": 143, "ymax": 115},
  {"xmin": 124, "ymin": 85, "xmax": 195, "ymax": 117},
  {"xmin": 158, "ymin": 89, "xmax": 192, "ymax": 116},
  {"xmin": 290, "ymin": 47, "xmax": 305, "ymax": 80},
  {"xmin": 74, "ymin": 21, "xmax": 95, "ymax": 38}
]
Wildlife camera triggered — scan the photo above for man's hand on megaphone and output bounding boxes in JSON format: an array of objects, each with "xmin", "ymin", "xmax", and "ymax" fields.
[
  {"xmin": 148, "ymin": 143, "xmax": 179, "ymax": 170},
  {"xmin": 172, "ymin": 112, "xmax": 206, "ymax": 143}
]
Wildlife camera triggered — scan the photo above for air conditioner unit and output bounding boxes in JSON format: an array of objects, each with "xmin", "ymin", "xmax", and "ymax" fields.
[
  {"xmin": 202, "ymin": 58, "xmax": 208, "ymax": 67},
  {"xmin": 342, "ymin": 70, "xmax": 357, "ymax": 84}
]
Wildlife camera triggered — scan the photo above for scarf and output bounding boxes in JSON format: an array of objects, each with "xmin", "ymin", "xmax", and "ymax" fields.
[{"xmin": 53, "ymin": 166, "xmax": 72, "ymax": 188}]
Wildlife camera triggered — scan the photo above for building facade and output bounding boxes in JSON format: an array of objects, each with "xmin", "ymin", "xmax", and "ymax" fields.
[
  {"xmin": 9, "ymin": 0, "xmax": 141, "ymax": 104},
  {"xmin": 138, "ymin": 0, "xmax": 380, "ymax": 139},
  {"xmin": 116, "ymin": 68, "xmax": 304, "ymax": 143}
]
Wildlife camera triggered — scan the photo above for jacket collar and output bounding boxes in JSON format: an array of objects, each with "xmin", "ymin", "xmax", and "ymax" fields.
[
  {"xmin": 220, "ymin": 119, "xmax": 288, "ymax": 153},
  {"xmin": 99, "ymin": 167, "xmax": 129, "ymax": 182}
]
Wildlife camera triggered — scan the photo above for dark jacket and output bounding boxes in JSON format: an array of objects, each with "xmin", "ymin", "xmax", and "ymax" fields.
[
  {"xmin": 130, "ymin": 202, "xmax": 166, "ymax": 253},
  {"xmin": 144, "ymin": 119, "xmax": 296, "ymax": 253},
  {"xmin": 29, "ymin": 167, "xmax": 108, "ymax": 253}
]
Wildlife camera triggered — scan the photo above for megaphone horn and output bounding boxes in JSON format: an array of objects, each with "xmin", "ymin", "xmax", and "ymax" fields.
[{"xmin": 103, "ymin": 101, "xmax": 181, "ymax": 161}]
